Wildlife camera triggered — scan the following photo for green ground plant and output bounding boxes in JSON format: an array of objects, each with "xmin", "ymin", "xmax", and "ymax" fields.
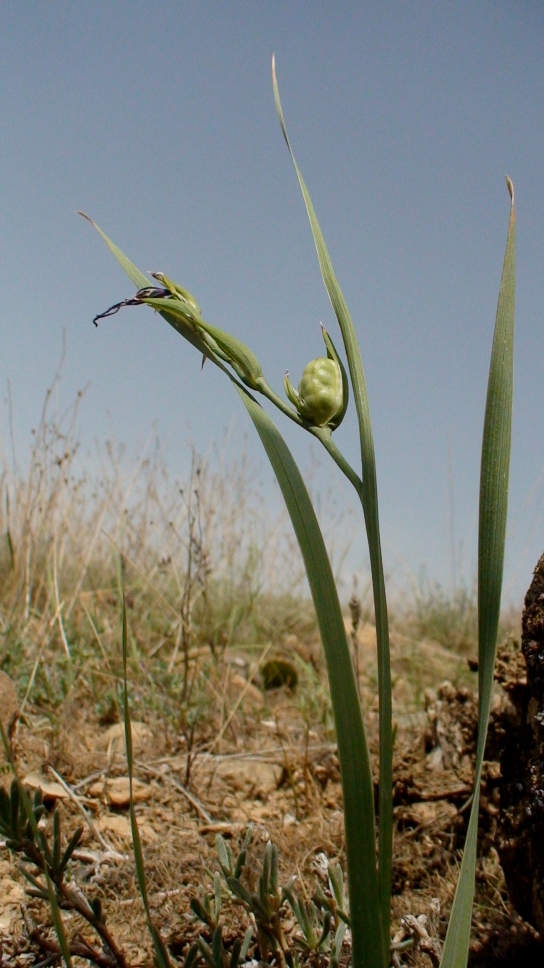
[
  {"xmin": 0, "ymin": 731, "xmax": 129, "ymax": 968},
  {"xmin": 82, "ymin": 59, "xmax": 516, "ymax": 968}
]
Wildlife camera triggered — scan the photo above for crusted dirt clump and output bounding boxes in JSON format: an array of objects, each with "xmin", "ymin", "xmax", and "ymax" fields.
[{"xmin": 498, "ymin": 552, "xmax": 544, "ymax": 936}]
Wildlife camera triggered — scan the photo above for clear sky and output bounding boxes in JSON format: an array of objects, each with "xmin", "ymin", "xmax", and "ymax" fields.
[{"xmin": 1, "ymin": 2, "xmax": 543, "ymax": 604}]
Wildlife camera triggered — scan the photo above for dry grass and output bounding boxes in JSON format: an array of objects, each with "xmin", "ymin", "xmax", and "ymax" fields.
[
  {"xmin": 0, "ymin": 381, "xmax": 534, "ymax": 967},
  {"xmin": 0, "ymin": 375, "xmax": 317, "ymax": 723}
]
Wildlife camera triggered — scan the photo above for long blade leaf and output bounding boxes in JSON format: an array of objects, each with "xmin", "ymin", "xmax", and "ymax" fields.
[
  {"xmin": 121, "ymin": 594, "xmax": 172, "ymax": 968},
  {"xmin": 272, "ymin": 59, "xmax": 392, "ymax": 947},
  {"xmin": 79, "ymin": 213, "xmax": 149, "ymax": 290},
  {"xmin": 440, "ymin": 179, "xmax": 515, "ymax": 967},
  {"xmin": 80, "ymin": 214, "xmax": 211, "ymax": 357},
  {"xmin": 236, "ymin": 384, "xmax": 387, "ymax": 968}
]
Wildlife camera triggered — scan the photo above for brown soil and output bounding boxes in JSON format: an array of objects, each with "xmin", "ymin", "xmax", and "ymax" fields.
[{"xmin": 1, "ymin": 626, "xmax": 542, "ymax": 967}]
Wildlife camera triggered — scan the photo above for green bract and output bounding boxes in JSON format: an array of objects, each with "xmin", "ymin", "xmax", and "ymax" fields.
[
  {"xmin": 285, "ymin": 357, "xmax": 344, "ymax": 427},
  {"xmin": 151, "ymin": 271, "xmax": 203, "ymax": 319}
]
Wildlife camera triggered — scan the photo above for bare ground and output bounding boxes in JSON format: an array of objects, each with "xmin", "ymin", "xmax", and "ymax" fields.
[{"xmin": 1, "ymin": 624, "xmax": 542, "ymax": 967}]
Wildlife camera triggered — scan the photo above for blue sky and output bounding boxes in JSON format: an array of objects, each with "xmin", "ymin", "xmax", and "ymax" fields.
[{"xmin": 1, "ymin": 2, "xmax": 543, "ymax": 604}]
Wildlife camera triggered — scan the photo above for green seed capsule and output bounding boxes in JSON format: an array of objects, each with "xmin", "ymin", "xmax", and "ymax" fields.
[{"xmin": 285, "ymin": 357, "xmax": 344, "ymax": 427}]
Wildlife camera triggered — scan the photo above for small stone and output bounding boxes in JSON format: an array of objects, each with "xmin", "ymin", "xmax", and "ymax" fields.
[
  {"xmin": 94, "ymin": 722, "xmax": 152, "ymax": 759},
  {"xmin": 400, "ymin": 800, "xmax": 457, "ymax": 827},
  {"xmin": 89, "ymin": 776, "xmax": 153, "ymax": 808},
  {"xmin": 22, "ymin": 773, "xmax": 70, "ymax": 802},
  {"xmin": 228, "ymin": 673, "xmax": 264, "ymax": 708},
  {"xmin": 94, "ymin": 813, "xmax": 132, "ymax": 842},
  {"xmin": 204, "ymin": 759, "xmax": 282, "ymax": 799}
]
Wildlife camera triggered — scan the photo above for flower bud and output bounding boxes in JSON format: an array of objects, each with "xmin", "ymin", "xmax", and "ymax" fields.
[
  {"xmin": 137, "ymin": 286, "xmax": 264, "ymax": 389},
  {"xmin": 151, "ymin": 272, "xmax": 202, "ymax": 319},
  {"xmin": 285, "ymin": 356, "xmax": 344, "ymax": 427},
  {"xmin": 196, "ymin": 319, "xmax": 264, "ymax": 390}
]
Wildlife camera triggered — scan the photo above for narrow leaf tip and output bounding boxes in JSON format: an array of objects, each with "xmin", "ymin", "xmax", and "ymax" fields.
[{"xmin": 506, "ymin": 176, "xmax": 514, "ymax": 206}]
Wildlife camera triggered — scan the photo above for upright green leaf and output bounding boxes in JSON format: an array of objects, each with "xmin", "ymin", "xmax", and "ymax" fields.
[
  {"xmin": 440, "ymin": 179, "xmax": 516, "ymax": 967},
  {"xmin": 272, "ymin": 59, "xmax": 392, "ymax": 947},
  {"xmin": 121, "ymin": 594, "xmax": 172, "ymax": 968},
  {"xmin": 236, "ymin": 385, "xmax": 387, "ymax": 968}
]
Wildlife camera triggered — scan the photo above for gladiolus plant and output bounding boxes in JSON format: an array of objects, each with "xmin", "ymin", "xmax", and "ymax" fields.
[{"xmin": 83, "ymin": 59, "xmax": 516, "ymax": 968}]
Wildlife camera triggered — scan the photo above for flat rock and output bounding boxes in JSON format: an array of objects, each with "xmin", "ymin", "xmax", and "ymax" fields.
[
  {"xmin": 94, "ymin": 813, "xmax": 132, "ymax": 843},
  {"xmin": 397, "ymin": 800, "xmax": 458, "ymax": 827},
  {"xmin": 89, "ymin": 776, "xmax": 153, "ymax": 808},
  {"xmin": 202, "ymin": 758, "xmax": 282, "ymax": 798},
  {"xmin": 23, "ymin": 772, "xmax": 70, "ymax": 802},
  {"xmin": 94, "ymin": 811, "xmax": 156, "ymax": 844},
  {"xmin": 228, "ymin": 672, "xmax": 264, "ymax": 709},
  {"xmin": 94, "ymin": 722, "xmax": 152, "ymax": 758}
]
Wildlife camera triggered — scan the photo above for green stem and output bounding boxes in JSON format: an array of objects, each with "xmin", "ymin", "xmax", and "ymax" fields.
[
  {"xmin": 256, "ymin": 378, "xmax": 305, "ymax": 426},
  {"xmin": 258, "ymin": 380, "xmax": 366, "ymax": 495},
  {"xmin": 271, "ymin": 67, "xmax": 393, "ymax": 949},
  {"xmin": 237, "ymin": 386, "xmax": 386, "ymax": 968},
  {"xmin": 316, "ymin": 429, "xmax": 391, "ymax": 946},
  {"xmin": 310, "ymin": 427, "xmax": 364, "ymax": 495}
]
